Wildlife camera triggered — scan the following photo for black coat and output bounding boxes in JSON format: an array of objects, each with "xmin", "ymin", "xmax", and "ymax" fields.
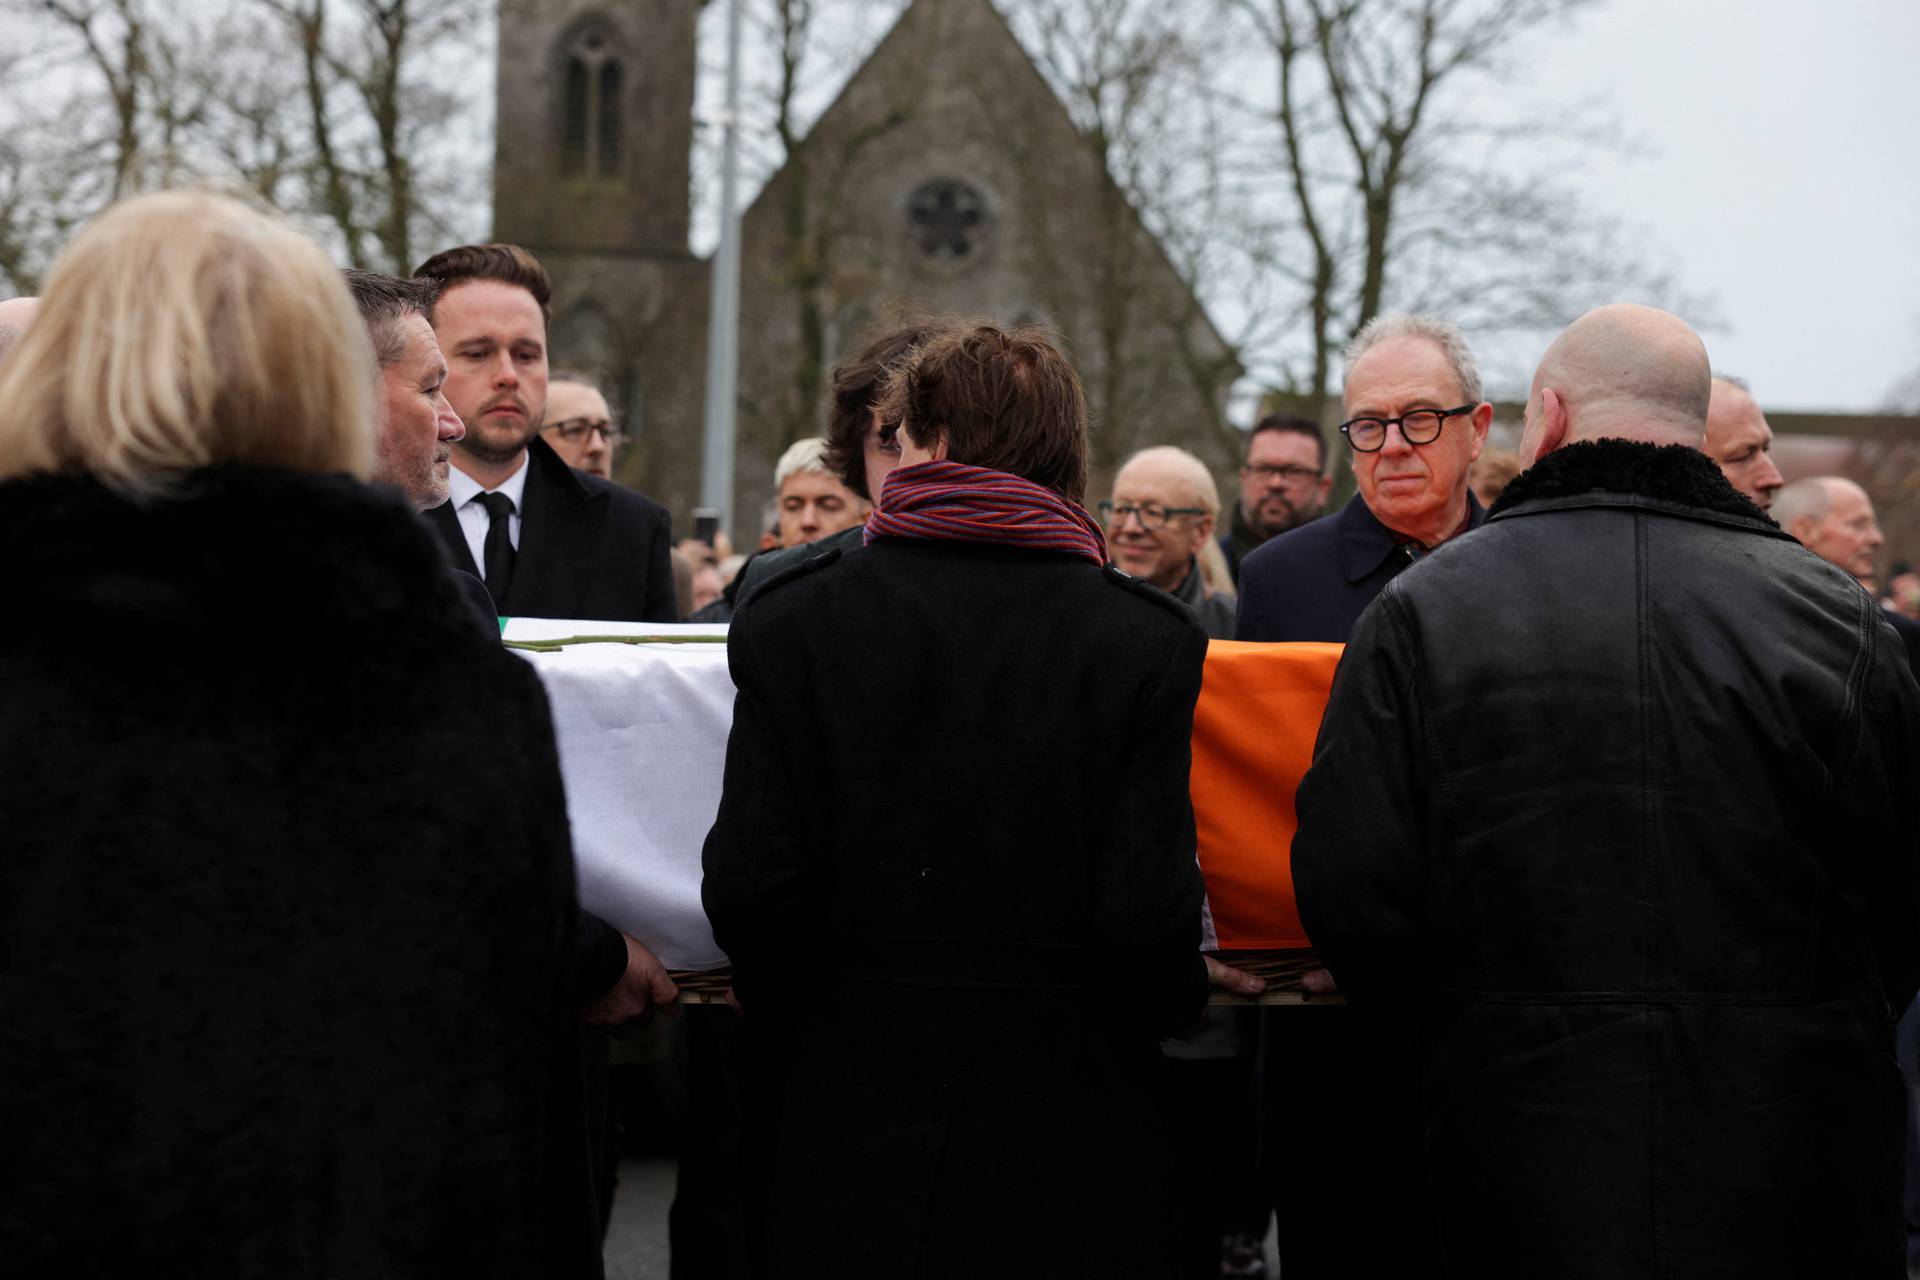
[
  {"xmin": 701, "ymin": 539, "xmax": 1210, "ymax": 1277},
  {"xmin": 1292, "ymin": 440, "xmax": 1920, "ymax": 1278},
  {"xmin": 0, "ymin": 467, "xmax": 600, "ymax": 1278},
  {"xmin": 426, "ymin": 435, "xmax": 677, "ymax": 623},
  {"xmin": 1234, "ymin": 490, "xmax": 1486, "ymax": 643}
]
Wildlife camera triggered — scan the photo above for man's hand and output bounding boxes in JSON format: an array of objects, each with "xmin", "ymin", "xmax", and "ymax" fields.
[
  {"xmin": 1206, "ymin": 955, "xmax": 1268, "ymax": 997},
  {"xmin": 582, "ymin": 933, "xmax": 680, "ymax": 1026},
  {"xmin": 1300, "ymin": 966, "xmax": 1339, "ymax": 996}
]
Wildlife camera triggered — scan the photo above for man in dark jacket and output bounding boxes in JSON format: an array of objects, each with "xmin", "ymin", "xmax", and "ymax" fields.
[
  {"xmin": 1294, "ymin": 303, "xmax": 1920, "ymax": 1278},
  {"xmin": 703, "ymin": 323, "xmax": 1210, "ymax": 1276},
  {"xmin": 414, "ymin": 243, "xmax": 677, "ymax": 625},
  {"xmin": 1235, "ymin": 315, "xmax": 1489, "ymax": 645},
  {"xmin": 1220, "ymin": 412, "xmax": 1331, "ymax": 583},
  {"xmin": 1774, "ymin": 475, "xmax": 1920, "ymax": 682},
  {"xmin": 1104, "ymin": 444, "xmax": 1237, "ymax": 639},
  {"xmin": 1230, "ymin": 312, "xmax": 1490, "ymax": 1278}
]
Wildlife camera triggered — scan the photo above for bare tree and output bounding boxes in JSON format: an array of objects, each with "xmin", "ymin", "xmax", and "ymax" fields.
[
  {"xmin": 1223, "ymin": 0, "xmax": 1700, "ymax": 419},
  {"xmin": 1012, "ymin": 0, "xmax": 1262, "ymax": 469},
  {"xmin": 731, "ymin": 0, "xmax": 919, "ymax": 457}
]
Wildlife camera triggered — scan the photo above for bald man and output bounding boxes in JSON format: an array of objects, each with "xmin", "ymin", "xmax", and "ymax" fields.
[
  {"xmin": 1704, "ymin": 375, "xmax": 1783, "ymax": 511},
  {"xmin": 1774, "ymin": 475, "xmax": 1920, "ymax": 681},
  {"xmin": 1293, "ymin": 304, "xmax": 1920, "ymax": 1278},
  {"xmin": 0, "ymin": 295, "xmax": 39, "ymax": 362}
]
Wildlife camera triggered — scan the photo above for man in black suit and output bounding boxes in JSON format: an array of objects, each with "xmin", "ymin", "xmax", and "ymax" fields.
[{"xmin": 414, "ymin": 243, "xmax": 677, "ymax": 624}]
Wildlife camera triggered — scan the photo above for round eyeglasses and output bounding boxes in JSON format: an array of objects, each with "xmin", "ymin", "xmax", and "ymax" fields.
[
  {"xmin": 1338, "ymin": 405, "xmax": 1473, "ymax": 453},
  {"xmin": 1099, "ymin": 501, "xmax": 1205, "ymax": 530}
]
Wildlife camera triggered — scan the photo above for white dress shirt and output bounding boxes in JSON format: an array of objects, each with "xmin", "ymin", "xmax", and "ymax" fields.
[{"xmin": 448, "ymin": 452, "xmax": 531, "ymax": 575}]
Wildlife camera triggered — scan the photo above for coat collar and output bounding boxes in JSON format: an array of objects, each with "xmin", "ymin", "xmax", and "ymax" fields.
[
  {"xmin": 1337, "ymin": 490, "xmax": 1487, "ymax": 584},
  {"xmin": 505, "ymin": 435, "xmax": 607, "ymax": 615},
  {"xmin": 1488, "ymin": 438, "xmax": 1788, "ymax": 539}
]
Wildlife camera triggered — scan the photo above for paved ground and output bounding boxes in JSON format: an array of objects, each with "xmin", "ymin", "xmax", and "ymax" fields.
[
  {"xmin": 600, "ymin": 1156, "xmax": 1282, "ymax": 1277},
  {"xmin": 603, "ymin": 1158, "xmax": 675, "ymax": 1280}
]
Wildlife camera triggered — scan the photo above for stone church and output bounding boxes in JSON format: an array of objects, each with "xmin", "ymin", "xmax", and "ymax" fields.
[{"xmin": 495, "ymin": 0, "xmax": 1239, "ymax": 540}]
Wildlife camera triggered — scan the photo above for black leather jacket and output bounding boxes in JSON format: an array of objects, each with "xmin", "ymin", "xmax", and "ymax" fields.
[{"xmin": 1294, "ymin": 439, "xmax": 1920, "ymax": 1278}]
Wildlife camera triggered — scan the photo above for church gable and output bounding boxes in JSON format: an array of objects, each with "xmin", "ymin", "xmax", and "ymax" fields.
[{"xmin": 734, "ymin": 0, "xmax": 1238, "ymax": 506}]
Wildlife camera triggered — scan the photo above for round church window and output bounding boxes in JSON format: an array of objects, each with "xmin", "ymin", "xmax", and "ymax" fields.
[{"xmin": 907, "ymin": 180, "xmax": 993, "ymax": 262}]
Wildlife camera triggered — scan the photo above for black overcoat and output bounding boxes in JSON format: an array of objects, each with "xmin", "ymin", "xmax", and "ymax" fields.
[
  {"xmin": 1234, "ymin": 490, "xmax": 1485, "ymax": 643},
  {"xmin": 0, "ymin": 466, "xmax": 600, "ymax": 1277},
  {"xmin": 1293, "ymin": 441, "xmax": 1920, "ymax": 1278},
  {"xmin": 426, "ymin": 435, "xmax": 678, "ymax": 623},
  {"xmin": 701, "ymin": 538, "xmax": 1211, "ymax": 1277}
]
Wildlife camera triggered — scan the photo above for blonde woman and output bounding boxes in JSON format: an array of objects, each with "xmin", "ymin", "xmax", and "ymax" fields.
[{"xmin": 0, "ymin": 193, "xmax": 594, "ymax": 1276}]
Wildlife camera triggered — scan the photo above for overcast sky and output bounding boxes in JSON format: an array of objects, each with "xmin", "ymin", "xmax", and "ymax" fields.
[
  {"xmin": 1491, "ymin": 0, "xmax": 1920, "ymax": 412},
  {"xmin": 691, "ymin": 0, "xmax": 1919, "ymax": 415}
]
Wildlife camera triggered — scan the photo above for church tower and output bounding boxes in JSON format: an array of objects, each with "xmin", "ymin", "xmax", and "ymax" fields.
[
  {"xmin": 494, "ymin": 0, "xmax": 697, "ymax": 254},
  {"xmin": 492, "ymin": 0, "xmax": 710, "ymax": 524}
]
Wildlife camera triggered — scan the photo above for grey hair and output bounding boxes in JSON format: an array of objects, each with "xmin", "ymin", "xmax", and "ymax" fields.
[
  {"xmin": 343, "ymin": 269, "xmax": 439, "ymax": 368},
  {"xmin": 1770, "ymin": 476, "xmax": 1843, "ymax": 533},
  {"xmin": 1343, "ymin": 313, "xmax": 1482, "ymax": 405},
  {"xmin": 1712, "ymin": 372, "xmax": 1751, "ymax": 391}
]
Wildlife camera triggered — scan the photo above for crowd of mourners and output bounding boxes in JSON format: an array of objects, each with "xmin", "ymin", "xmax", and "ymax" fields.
[{"xmin": 1, "ymin": 190, "xmax": 1918, "ymax": 1280}]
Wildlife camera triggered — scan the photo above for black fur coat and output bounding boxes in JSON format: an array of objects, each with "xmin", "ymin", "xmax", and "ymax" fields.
[{"xmin": 0, "ymin": 467, "xmax": 599, "ymax": 1277}]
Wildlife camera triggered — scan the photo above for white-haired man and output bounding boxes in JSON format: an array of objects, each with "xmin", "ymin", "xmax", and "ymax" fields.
[
  {"xmin": 1103, "ymin": 445, "xmax": 1235, "ymax": 638},
  {"xmin": 1228, "ymin": 312, "xmax": 1490, "ymax": 1278},
  {"xmin": 1235, "ymin": 313, "xmax": 1491, "ymax": 644},
  {"xmin": 1775, "ymin": 475, "xmax": 1920, "ymax": 680},
  {"xmin": 772, "ymin": 436, "xmax": 868, "ymax": 549}
]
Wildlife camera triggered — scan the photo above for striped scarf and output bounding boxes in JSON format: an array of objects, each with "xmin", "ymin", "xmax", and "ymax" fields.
[{"xmin": 865, "ymin": 460, "xmax": 1109, "ymax": 567}]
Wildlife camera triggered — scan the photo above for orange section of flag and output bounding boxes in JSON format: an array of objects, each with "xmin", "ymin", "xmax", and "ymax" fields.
[{"xmin": 1190, "ymin": 640, "xmax": 1345, "ymax": 950}]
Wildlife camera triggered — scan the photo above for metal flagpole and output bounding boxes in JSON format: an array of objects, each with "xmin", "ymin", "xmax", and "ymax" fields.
[{"xmin": 699, "ymin": 0, "xmax": 746, "ymax": 531}]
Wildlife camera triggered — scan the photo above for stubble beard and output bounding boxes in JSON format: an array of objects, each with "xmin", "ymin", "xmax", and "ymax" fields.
[
  {"xmin": 457, "ymin": 415, "xmax": 538, "ymax": 467},
  {"xmin": 1256, "ymin": 497, "xmax": 1301, "ymax": 538}
]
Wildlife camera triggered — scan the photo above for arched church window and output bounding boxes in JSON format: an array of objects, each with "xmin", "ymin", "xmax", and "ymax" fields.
[
  {"xmin": 559, "ymin": 21, "xmax": 625, "ymax": 178},
  {"xmin": 908, "ymin": 180, "xmax": 993, "ymax": 261}
]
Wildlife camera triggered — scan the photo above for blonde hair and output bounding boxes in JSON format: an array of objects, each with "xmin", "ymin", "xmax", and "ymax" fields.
[
  {"xmin": 0, "ymin": 191, "xmax": 375, "ymax": 490},
  {"xmin": 774, "ymin": 436, "xmax": 834, "ymax": 489},
  {"xmin": 1196, "ymin": 536, "xmax": 1237, "ymax": 601}
]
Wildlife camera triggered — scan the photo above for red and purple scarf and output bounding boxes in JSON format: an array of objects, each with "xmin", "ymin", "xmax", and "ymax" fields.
[{"xmin": 865, "ymin": 460, "xmax": 1109, "ymax": 567}]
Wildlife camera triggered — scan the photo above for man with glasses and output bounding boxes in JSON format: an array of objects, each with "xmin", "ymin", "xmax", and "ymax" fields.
[
  {"xmin": 1235, "ymin": 313, "xmax": 1491, "ymax": 645},
  {"xmin": 1222, "ymin": 413, "xmax": 1333, "ymax": 584},
  {"xmin": 1103, "ymin": 445, "xmax": 1236, "ymax": 638},
  {"xmin": 540, "ymin": 371, "xmax": 626, "ymax": 480},
  {"xmin": 1228, "ymin": 312, "xmax": 1489, "ymax": 1280}
]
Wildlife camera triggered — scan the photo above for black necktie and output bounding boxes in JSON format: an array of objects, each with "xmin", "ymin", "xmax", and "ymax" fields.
[{"xmin": 478, "ymin": 491, "xmax": 516, "ymax": 603}]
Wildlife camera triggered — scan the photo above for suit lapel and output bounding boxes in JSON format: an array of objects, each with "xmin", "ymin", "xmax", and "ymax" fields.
[
  {"xmin": 424, "ymin": 499, "xmax": 480, "ymax": 576},
  {"xmin": 505, "ymin": 436, "xmax": 605, "ymax": 619}
]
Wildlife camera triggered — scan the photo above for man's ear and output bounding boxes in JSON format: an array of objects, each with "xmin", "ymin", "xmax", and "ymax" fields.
[
  {"xmin": 1537, "ymin": 388, "xmax": 1570, "ymax": 459},
  {"xmin": 1467, "ymin": 402, "xmax": 1493, "ymax": 463}
]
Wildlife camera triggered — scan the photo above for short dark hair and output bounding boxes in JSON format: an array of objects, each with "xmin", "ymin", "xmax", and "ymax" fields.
[
  {"xmin": 878, "ymin": 323, "xmax": 1089, "ymax": 504},
  {"xmin": 1247, "ymin": 412, "xmax": 1325, "ymax": 473},
  {"xmin": 342, "ymin": 269, "xmax": 439, "ymax": 367},
  {"xmin": 412, "ymin": 243, "xmax": 552, "ymax": 325},
  {"xmin": 821, "ymin": 324, "xmax": 936, "ymax": 500}
]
